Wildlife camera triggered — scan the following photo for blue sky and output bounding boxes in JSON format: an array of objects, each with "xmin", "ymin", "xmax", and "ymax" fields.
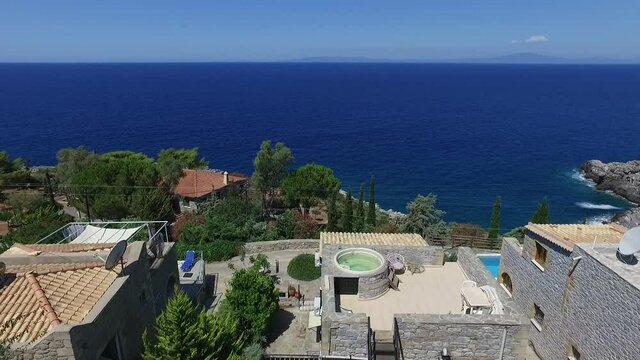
[{"xmin": 1, "ymin": 1, "xmax": 639, "ymax": 62}]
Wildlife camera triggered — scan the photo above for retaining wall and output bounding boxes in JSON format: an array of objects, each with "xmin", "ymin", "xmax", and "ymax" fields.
[
  {"xmin": 395, "ymin": 313, "xmax": 528, "ymax": 360},
  {"xmin": 243, "ymin": 239, "xmax": 319, "ymax": 254}
]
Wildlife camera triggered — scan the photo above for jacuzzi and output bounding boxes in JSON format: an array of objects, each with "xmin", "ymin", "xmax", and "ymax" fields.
[{"xmin": 334, "ymin": 248, "xmax": 389, "ymax": 299}]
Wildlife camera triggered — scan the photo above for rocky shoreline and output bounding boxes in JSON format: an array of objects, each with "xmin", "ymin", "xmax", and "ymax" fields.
[{"xmin": 581, "ymin": 160, "xmax": 640, "ymax": 228}]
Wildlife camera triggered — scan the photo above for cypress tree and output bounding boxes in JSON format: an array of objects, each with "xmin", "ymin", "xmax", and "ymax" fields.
[
  {"xmin": 142, "ymin": 290, "xmax": 204, "ymax": 359},
  {"xmin": 367, "ymin": 176, "xmax": 376, "ymax": 227},
  {"xmin": 488, "ymin": 196, "xmax": 501, "ymax": 245},
  {"xmin": 354, "ymin": 184, "xmax": 365, "ymax": 232},
  {"xmin": 342, "ymin": 190, "xmax": 354, "ymax": 232},
  {"xmin": 531, "ymin": 197, "xmax": 550, "ymax": 224},
  {"xmin": 327, "ymin": 191, "xmax": 338, "ymax": 231}
]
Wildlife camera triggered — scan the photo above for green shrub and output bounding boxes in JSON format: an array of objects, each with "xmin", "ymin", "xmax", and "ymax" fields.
[
  {"xmin": 287, "ymin": 254, "xmax": 320, "ymax": 281},
  {"xmin": 175, "ymin": 241, "xmax": 242, "ymax": 262},
  {"xmin": 221, "ymin": 268, "xmax": 279, "ymax": 340}
]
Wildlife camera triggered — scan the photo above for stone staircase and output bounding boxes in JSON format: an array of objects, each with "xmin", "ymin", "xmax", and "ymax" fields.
[{"xmin": 374, "ymin": 330, "xmax": 396, "ymax": 360}]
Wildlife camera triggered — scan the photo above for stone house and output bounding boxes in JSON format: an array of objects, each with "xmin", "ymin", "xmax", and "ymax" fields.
[
  {"xmin": 173, "ymin": 169, "xmax": 249, "ymax": 212},
  {"xmin": 500, "ymin": 223, "xmax": 640, "ymax": 359},
  {"xmin": 318, "ymin": 232, "xmax": 528, "ymax": 360},
  {"xmin": 0, "ymin": 239, "xmax": 178, "ymax": 359}
]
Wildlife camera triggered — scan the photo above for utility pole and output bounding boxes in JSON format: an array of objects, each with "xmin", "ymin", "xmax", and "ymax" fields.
[
  {"xmin": 44, "ymin": 170, "xmax": 55, "ymax": 205},
  {"xmin": 84, "ymin": 193, "xmax": 91, "ymax": 221}
]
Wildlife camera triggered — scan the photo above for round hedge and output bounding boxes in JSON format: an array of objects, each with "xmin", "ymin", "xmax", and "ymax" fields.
[{"xmin": 287, "ymin": 254, "xmax": 321, "ymax": 281}]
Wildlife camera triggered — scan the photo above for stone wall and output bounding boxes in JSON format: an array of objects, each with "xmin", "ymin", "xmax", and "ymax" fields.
[
  {"xmin": 243, "ymin": 239, "xmax": 319, "ymax": 254},
  {"xmin": 327, "ymin": 313, "xmax": 370, "ymax": 358},
  {"xmin": 14, "ymin": 330, "xmax": 74, "ymax": 360},
  {"xmin": 367, "ymin": 245, "xmax": 443, "ymax": 266},
  {"xmin": 395, "ymin": 314, "xmax": 528, "ymax": 360},
  {"xmin": 148, "ymin": 243, "xmax": 180, "ymax": 316},
  {"xmin": 561, "ymin": 245, "xmax": 640, "ymax": 359},
  {"xmin": 500, "ymin": 235, "xmax": 575, "ymax": 360},
  {"xmin": 357, "ymin": 266, "xmax": 389, "ymax": 299}
]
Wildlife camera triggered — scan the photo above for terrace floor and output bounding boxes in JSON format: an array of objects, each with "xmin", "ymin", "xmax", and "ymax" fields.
[{"xmin": 339, "ymin": 262, "xmax": 468, "ymax": 331}]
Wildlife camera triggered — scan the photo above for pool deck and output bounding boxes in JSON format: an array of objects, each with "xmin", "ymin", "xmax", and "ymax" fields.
[{"xmin": 339, "ymin": 262, "xmax": 468, "ymax": 331}]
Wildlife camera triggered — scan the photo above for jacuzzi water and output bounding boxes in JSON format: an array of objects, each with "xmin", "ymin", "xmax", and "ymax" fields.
[{"xmin": 336, "ymin": 252, "xmax": 383, "ymax": 272}]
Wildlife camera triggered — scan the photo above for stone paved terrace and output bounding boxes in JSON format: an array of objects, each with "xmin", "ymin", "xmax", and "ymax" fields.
[{"xmin": 339, "ymin": 262, "xmax": 468, "ymax": 331}]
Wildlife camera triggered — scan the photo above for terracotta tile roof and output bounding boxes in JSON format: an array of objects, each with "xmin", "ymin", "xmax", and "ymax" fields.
[
  {"xmin": 3, "ymin": 243, "xmax": 114, "ymax": 256},
  {"xmin": 0, "ymin": 263, "xmax": 120, "ymax": 343},
  {"xmin": 320, "ymin": 232, "xmax": 427, "ymax": 247},
  {"xmin": 526, "ymin": 223, "xmax": 627, "ymax": 251},
  {"xmin": 173, "ymin": 169, "xmax": 248, "ymax": 198}
]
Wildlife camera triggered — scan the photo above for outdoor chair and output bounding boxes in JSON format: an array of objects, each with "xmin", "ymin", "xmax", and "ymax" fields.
[
  {"xmin": 387, "ymin": 253, "xmax": 405, "ymax": 272},
  {"xmin": 181, "ymin": 250, "xmax": 196, "ymax": 271},
  {"xmin": 388, "ymin": 271, "xmax": 400, "ymax": 291},
  {"xmin": 462, "ymin": 280, "xmax": 477, "ymax": 288}
]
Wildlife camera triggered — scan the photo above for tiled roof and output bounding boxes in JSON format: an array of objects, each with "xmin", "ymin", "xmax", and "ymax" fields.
[
  {"xmin": 526, "ymin": 223, "xmax": 627, "ymax": 251},
  {"xmin": 0, "ymin": 263, "xmax": 120, "ymax": 343},
  {"xmin": 320, "ymin": 232, "xmax": 427, "ymax": 247},
  {"xmin": 3, "ymin": 243, "xmax": 114, "ymax": 256},
  {"xmin": 173, "ymin": 169, "xmax": 248, "ymax": 198}
]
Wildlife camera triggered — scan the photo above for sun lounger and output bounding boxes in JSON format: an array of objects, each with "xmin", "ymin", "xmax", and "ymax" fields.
[{"xmin": 181, "ymin": 250, "xmax": 196, "ymax": 271}]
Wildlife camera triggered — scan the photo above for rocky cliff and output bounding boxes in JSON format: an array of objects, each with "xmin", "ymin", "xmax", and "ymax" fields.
[{"xmin": 581, "ymin": 160, "xmax": 640, "ymax": 228}]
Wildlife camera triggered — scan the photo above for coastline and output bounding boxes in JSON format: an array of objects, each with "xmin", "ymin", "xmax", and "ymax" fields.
[{"xmin": 581, "ymin": 160, "xmax": 640, "ymax": 228}]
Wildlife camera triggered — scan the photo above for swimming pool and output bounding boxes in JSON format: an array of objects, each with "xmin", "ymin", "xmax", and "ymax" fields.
[{"xmin": 478, "ymin": 254, "xmax": 501, "ymax": 278}]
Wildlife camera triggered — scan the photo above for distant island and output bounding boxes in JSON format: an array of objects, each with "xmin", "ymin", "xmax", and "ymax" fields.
[{"xmin": 291, "ymin": 52, "xmax": 640, "ymax": 64}]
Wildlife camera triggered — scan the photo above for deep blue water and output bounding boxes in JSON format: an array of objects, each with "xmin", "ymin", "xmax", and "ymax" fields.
[
  {"xmin": 478, "ymin": 255, "xmax": 501, "ymax": 278},
  {"xmin": 1, "ymin": 63, "xmax": 639, "ymax": 230}
]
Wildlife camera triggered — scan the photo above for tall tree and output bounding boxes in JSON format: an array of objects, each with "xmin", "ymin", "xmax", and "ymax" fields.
[
  {"xmin": 55, "ymin": 146, "xmax": 99, "ymax": 189},
  {"xmin": 341, "ymin": 190, "xmax": 354, "ymax": 232},
  {"xmin": 327, "ymin": 191, "xmax": 338, "ymax": 231},
  {"xmin": 70, "ymin": 151, "xmax": 172, "ymax": 220},
  {"xmin": 354, "ymin": 184, "xmax": 365, "ymax": 232},
  {"xmin": 488, "ymin": 196, "xmax": 502, "ymax": 242},
  {"xmin": 251, "ymin": 141, "xmax": 293, "ymax": 217},
  {"xmin": 531, "ymin": 197, "xmax": 550, "ymax": 224},
  {"xmin": 157, "ymin": 148, "xmax": 208, "ymax": 188},
  {"xmin": 367, "ymin": 176, "xmax": 376, "ymax": 227},
  {"xmin": 143, "ymin": 289, "xmax": 245, "ymax": 360},
  {"xmin": 400, "ymin": 194, "xmax": 449, "ymax": 241},
  {"xmin": 0, "ymin": 151, "xmax": 30, "ymax": 186},
  {"xmin": 281, "ymin": 164, "xmax": 340, "ymax": 216}
]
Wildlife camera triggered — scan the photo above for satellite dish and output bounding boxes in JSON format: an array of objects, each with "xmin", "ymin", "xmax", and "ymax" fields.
[
  {"xmin": 105, "ymin": 240, "xmax": 128, "ymax": 270},
  {"xmin": 617, "ymin": 226, "xmax": 640, "ymax": 265}
]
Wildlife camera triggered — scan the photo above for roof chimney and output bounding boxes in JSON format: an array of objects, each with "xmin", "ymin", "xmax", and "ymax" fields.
[{"xmin": 223, "ymin": 171, "xmax": 229, "ymax": 186}]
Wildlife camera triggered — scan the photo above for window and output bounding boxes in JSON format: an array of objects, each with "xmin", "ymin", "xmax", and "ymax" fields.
[
  {"xmin": 568, "ymin": 345, "xmax": 581, "ymax": 360},
  {"xmin": 531, "ymin": 303, "xmax": 544, "ymax": 331},
  {"xmin": 533, "ymin": 241, "xmax": 548, "ymax": 269},
  {"xmin": 500, "ymin": 272, "xmax": 513, "ymax": 295}
]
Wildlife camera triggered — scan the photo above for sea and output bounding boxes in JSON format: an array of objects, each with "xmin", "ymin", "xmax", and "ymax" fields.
[{"xmin": 1, "ymin": 63, "xmax": 639, "ymax": 231}]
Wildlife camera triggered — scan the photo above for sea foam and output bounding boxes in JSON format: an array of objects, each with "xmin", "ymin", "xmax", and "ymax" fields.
[
  {"xmin": 575, "ymin": 202, "xmax": 621, "ymax": 210},
  {"xmin": 569, "ymin": 168, "xmax": 595, "ymax": 188}
]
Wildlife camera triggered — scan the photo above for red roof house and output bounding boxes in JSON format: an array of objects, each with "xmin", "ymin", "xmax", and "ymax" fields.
[{"xmin": 173, "ymin": 169, "xmax": 249, "ymax": 200}]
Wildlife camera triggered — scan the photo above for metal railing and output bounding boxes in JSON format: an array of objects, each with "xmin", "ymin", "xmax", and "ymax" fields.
[
  {"xmin": 367, "ymin": 317, "xmax": 375, "ymax": 360},
  {"xmin": 393, "ymin": 318, "xmax": 404, "ymax": 360},
  {"xmin": 427, "ymin": 234, "xmax": 503, "ymax": 250},
  {"xmin": 265, "ymin": 356, "xmax": 367, "ymax": 360}
]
